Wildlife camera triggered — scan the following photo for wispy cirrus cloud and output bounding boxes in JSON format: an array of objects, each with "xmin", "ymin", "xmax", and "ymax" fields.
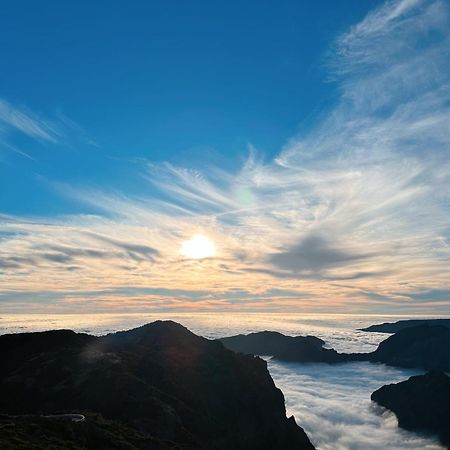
[
  {"xmin": 1, "ymin": 0, "xmax": 449, "ymax": 313},
  {"xmin": 0, "ymin": 98, "xmax": 61, "ymax": 143},
  {"xmin": 0, "ymin": 98, "xmax": 97, "ymax": 162}
]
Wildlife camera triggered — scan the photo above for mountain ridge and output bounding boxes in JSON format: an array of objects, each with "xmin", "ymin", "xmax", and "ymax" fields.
[
  {"xmin": 219, "ymin": 324, "xmax": 450, "ymax": 371},
  {"xmin": 0, "ymin": 320, "xmax": 315, "ymax": 450}
]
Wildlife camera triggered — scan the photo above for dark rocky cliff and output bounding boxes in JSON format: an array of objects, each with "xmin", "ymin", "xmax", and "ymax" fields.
[
  {"xmin": 371, "ymin": 371, "xmax": 450, "ymax": 449},
  {"xmin": 0, "ymin": 321, "xmax": 314, "ymax": 450}
]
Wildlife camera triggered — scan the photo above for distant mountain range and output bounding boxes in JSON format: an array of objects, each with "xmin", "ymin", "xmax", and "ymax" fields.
[
  {"xmin": 219, "ymin": 321, "xmax": 450, "ymax": 448},
  {"xmin": 360, "ymin": 318, "xmax": 450, "ymax": 333},
  {"xmin": 220, "ymin": 324, "xmax": 450, "ymax": 371}
]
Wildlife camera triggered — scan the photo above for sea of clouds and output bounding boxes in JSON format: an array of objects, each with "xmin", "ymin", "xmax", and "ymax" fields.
[
  {"xmin": 269, "ymin": 360, "xmax": 444, "ymax": 450},
  {"xmin": 1, "ymin": 312, "xmax": 447, "ymax": 449}
]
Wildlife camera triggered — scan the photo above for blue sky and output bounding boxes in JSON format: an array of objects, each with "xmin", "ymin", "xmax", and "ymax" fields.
[
  {"xmin": 0, "ymin": 0, "xmax": 378, "ymax": 214},
  {"xmin": 1, "ymin": 0, "xmax": 449, "ymax": 314}
]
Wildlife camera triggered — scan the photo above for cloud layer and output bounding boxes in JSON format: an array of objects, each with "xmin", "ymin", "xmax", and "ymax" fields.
[
  {"xmin": 1, "ymin": 0, "xmax": 449, "ymax": 312},
  {"xmin": 269, "ymin": 359, "xmax": 444, "ymax": 450}
]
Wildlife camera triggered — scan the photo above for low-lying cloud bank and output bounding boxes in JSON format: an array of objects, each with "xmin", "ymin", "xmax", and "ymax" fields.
[{"xmin": 269, "ymin": 360, "xmax": 444, "ymax": 450}]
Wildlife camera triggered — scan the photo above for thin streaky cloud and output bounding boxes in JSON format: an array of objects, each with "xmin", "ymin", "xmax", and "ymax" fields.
[{"xmin": 0, "ymin": 98, "xmax": 60, "ymax": 143}]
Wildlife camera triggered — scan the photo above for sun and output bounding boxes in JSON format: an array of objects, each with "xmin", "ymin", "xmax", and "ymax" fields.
[{"xmin": 181, "ymin": 234, "xmax": 216, "ymax": 259}]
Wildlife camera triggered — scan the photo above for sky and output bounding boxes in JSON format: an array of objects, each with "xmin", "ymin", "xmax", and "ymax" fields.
[{"xmin": 1, "ymin": 0, "xmax": 449, "ymax": 314}]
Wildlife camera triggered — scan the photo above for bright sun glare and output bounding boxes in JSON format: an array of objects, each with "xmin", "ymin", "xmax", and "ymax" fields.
[{"xmin": 181, "ymin": 234, "xmax": 216, "ymax": 259}]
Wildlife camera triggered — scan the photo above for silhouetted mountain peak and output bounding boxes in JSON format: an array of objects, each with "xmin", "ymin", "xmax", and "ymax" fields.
[
  {"xmin": 0, "ymin": 321, "xmax": 315, "ymax": 449},
  {"xmin": 102, "ymin": 320, "xmax": 205, "ymax": 353}
]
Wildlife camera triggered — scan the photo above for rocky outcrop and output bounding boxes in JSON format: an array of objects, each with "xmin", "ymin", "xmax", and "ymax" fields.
[
  {"xmin": 220, "ymin": 331, "xmax": 347, "ymax": 363},
  {"xmin": 361, "ymin": 319, "xmax": 450, "ymax": 333},
  {"xmin": 220, "ymin": 325, "xmax": 450, "ymax": 371},
  {"xmin": 368, "ymin": 325, "xmax": 450, "ymax": 371},
  {"xmin": 371, "ymin": 371, "xmax": 450, "ymax": 449},
  {"xmin": 0, "ymin": 321, "xmax": 314, "ymax": 450}
]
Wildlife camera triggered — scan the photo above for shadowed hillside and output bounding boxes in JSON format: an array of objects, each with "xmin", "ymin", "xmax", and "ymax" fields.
[{"xmin": 0, "ymin": 321, "xmax": 314, "ymax": 450}]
